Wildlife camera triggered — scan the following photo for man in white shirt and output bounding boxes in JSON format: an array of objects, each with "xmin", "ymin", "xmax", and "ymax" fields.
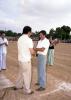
[
  {"xmin": 0, "ymin": 33, "xmax": 8, "ymax": 71},
  {"xmin": 34, "ymin": 30, "xmax": 50, "ymax": 91},
  {"xmin": 14, "ymin": 26, "xmax": 34, "ymax": 95}
]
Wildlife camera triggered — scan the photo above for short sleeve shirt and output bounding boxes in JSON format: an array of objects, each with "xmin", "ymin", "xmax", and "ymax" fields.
[
  {"xmin": 37, "ymin": 38, "xmax": 50, "ymax": 55},
  {"xmin": 18, "ymin": 35, "xmax": 33, "ymax": 62}
]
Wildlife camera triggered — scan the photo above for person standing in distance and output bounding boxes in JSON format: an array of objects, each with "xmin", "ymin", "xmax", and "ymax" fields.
[
  {"xmin": 0, "ymin": 32, "xmax": 8, "ymax": 71},
  {"xmin": 47, "ymin": 36, "xmax": 59, "ymax": 66},
  {"xmin": 14, "ymin": 26, "xmax": 35, "ymax": 94}
]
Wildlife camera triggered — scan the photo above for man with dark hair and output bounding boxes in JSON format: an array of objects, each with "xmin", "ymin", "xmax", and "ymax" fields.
[
  {"xmin": 34, "ymin": 30, "xmax": 50, "ymax": 91},
  {"xmin": 39, "ymin": 30, "xmax": 46, "ymax": 36},
  {"xmin": 22, "ymin": 26, "xmax": 31, "ymax": 34},
  {"xmin": 14, "ymin": 26, "xmax": 35, "ymax": 94}
]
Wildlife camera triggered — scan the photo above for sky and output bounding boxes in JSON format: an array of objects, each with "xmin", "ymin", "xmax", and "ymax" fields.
[{"xmin": 0, "ymin": 0, "xmax": 71, "ymax": 33}]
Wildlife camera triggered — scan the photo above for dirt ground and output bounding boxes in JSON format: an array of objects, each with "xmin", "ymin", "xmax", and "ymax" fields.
[{"xmin": 0, "ymin": 42, "xmax": 71, "ymax": 100}]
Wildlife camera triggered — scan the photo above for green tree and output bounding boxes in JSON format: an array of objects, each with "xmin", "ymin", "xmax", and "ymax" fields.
[
  {"xmin": 5, "ymin": 30, "xmax": 13, "ymax": 36},
  {"xmin": 55, "ymin": 27, "xmax": 62, "ymax": 39},
  {"xmin": 0, "ymin": 30, "xmax": 5, "ymax": 33},
  {"xmin": 61, "ymin": 25, "xmax": 71, "ymax": 40},
  {"xmin": 49, "ymin": 28, "xmax": 55, "ymax": 36}
]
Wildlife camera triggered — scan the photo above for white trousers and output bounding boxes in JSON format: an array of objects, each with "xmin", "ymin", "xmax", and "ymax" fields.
[
  {"xmin": 47, "ymin": 49, "xmax": 54, "ymax": 65},
  {"xmin": 16, "ymin": 61, "xmax": 32, "ymax": 93},
  {"xmin": 0, "ymin": 53, "xmax": 6, "ymax": 70}
]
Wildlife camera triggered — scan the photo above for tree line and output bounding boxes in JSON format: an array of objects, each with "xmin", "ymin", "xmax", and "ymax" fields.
[
  {"xmin": 49, "ymin": 25, "xmax": 71, "ymax": 40},
  {"xmin": 0, "ymin": 25, "xmax": 71, "ymax": 40}
]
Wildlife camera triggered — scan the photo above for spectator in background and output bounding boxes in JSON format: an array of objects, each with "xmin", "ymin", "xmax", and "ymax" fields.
[
  {"xmin": 0, "ymin": 32, "xmax": 8, "ymax": 71},
  {"xmin": 34, "ymin": 30, "xmax": 50, "ymax": 91},
  {"xmin": 47, "ymin": 36, "xmax": 59, "ymax": 66}
]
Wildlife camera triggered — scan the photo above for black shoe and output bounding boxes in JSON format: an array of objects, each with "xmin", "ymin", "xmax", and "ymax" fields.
[
  {"xmin": 36, "ymin": 87, "xmax": 45, "ymax": 91},
  {"xmin": 35, "ymin": 83, "xmax": 39, "ymax": 85},
  {"xmin": 13, "ymin": 87, "xmax": 18, "ymax": 90},
  {"xmin": 13, "ymin": 87, "xmax": 23, "ymax": 90}
]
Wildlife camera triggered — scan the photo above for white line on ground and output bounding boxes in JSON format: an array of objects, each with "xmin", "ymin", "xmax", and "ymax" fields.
[
  {"xmin": 39, "ymin": 82, "xmax": 71, "ymax": 97},
  {"xmin": 39, "ymin": 88, "xmax": 62, "ymax": 97}
]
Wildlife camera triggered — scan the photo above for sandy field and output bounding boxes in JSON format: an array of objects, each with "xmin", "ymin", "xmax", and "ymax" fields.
[{"xmin": 0, "ymin": 42, "xmax": 71, "ymax": 100}]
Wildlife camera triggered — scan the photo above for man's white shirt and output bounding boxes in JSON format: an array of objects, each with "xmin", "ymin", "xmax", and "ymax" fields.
[
  {"xmin": 18, "ymin": 35, "xmax": 33, "ymax": 62},
  {"xmin": 37, "ymin": 38, "xmax": 50, "ymax": 55}
]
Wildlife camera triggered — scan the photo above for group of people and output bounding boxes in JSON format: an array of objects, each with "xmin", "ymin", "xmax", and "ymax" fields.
[{"xmin": 0, "ymin": 26, "xmax": 58, "ymax": 95}]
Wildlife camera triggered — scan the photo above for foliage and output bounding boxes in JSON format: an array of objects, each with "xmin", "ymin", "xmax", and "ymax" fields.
[
  {"xmin": 0, "ymin": 30, "xmax": 22, "ymax": 37},
  {"xmin": 49, "ymin": 25, "xmax": 71, "ymax": 40},
  {"xmin": 0, "ymin": 25, "xmax": 71, "ymax": 40}
]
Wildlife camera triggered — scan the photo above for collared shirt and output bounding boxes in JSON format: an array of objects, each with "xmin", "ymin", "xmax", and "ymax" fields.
[
  {"xmin": 18, "ymin": 35, "xmax": 33, "ymax": 62},
  {"xmin": 37, "ymin": 38, "xmax": 50, "ymax": 55}
]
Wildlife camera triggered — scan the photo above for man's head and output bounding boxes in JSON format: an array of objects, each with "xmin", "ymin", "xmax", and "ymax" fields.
[
  {"xmin": 0, "ymin": 32, "xmax": 5, "ymax": 38},
  {"xmin": 2, "ymin": 33, "xmax": 5, "ymax": 38},
  {"xmin": 39, "ymin": 30, "xmax": 46, "ymax": 40},
  {"xmin": 22, "ymin": 26, "xmax": 32, "ymax": 36}
]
